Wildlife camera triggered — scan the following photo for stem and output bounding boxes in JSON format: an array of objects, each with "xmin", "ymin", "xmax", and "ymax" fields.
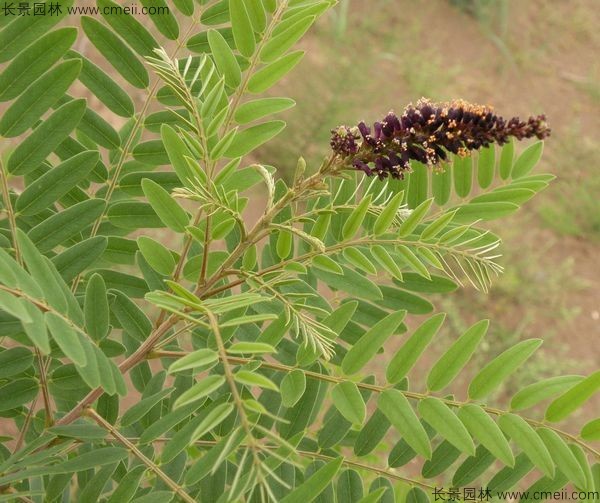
[
  {"xmin": 154, "ymin": 209, "xmax": 203, "ymax": 329},
  {"xmin": 220, "ymin": 0, "xmax": 290, "ymax": 135},
  {"xmin": 70, "ymin": 16, "xmax": 202, "ymax": 293},
  {"xmin": 152, "ymin": 350, "xmax": 600, "ymax": 460},
  {"xmin": 119, "ymin": 437, "xmax": 440, "ymax": 494},
  {"xmin": 0, "ymin": 158, "xmax": 20, "ymax": 260},
  {"xmin": 12, "ymin": 396, "xmax": 38, "ymax": 453},
  {"xmin": 36, "ymin": 351, "xmax": 53, "ymax": 427},
  {"xmin": 0, "ymin": 160, "xmax": 54, "ymax": 427},
  {"xmin": 55, "ymin": 315, "xmax": 178, "ymax": 426},
  {"xmin": 202, "ymin": 232, "xmax": 495, "ymax": 299},
  {"xmin": 198, "ymin": 216, "xmax": 212, "ymax": 287},
  {"xmin": 86, "ymin": 408, "xmax": 195, "ymax": 503},
  {"xmin": 205, "ymin": 311, "xmax": 265, "ymax": 477}
]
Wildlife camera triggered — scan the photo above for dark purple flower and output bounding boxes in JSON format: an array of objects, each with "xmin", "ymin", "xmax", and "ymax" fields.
[{"xmin": 330, "ymin": 98, "xmax": 551, "ymax": 179}]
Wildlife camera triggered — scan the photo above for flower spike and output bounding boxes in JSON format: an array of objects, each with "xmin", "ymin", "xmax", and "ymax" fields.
[{"xmin": 330, "ymin": 98, "xmax": 550, "ymax": 179}]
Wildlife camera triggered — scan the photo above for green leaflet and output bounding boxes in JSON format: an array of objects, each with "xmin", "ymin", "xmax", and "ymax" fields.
[
  {"xmin": 73, "ymin": 102, "xmax": 121, "ymax": 150},
  {"xmin": 168, "ymin": 349, "xmax": 219, "ymax": 374},
  {"xmin": 281, "ymin": 457, "xmax": 344, "ymax": 503},
  {"xmin": 453, "ymin": 154, "xmax": 472, "ymax": 198},
  {"xmin": 581, "ymin": 419, "xmax": 600, "ymax": 441},
  {"xmin": 545, "ymin": 370, "xmax": 600, "ymax": 423},
  {"xmin": 386, "ymin": 313, "xmax": 445, "ymax": 383},
  {"xmin": 234, "ymin": 370, "xmax": 278, "ymax": 391},
  {"xmin": 420, "ymin": 210, "xmax": 457, "ymax": 240},
  {"xmin": 427, "ymin": 319, "xmax": 488, "ymax": 392},
  {"xmin": 312, "ymin": 254, "xmax": 343, "ymax": 274},
  {"xmin": 0, "ymin": 28, "xmax": 77, "ymax": 102},
  {"xmin": 16, "ymin": 230, "xmax": 68, "ymax": 313},
  {"xmin": 174, "ymin": 375, "xmax": 226, "ymax": 408},
  {"xmin": 107, "ymin": 201, "xmax": 164, "ymax": 229},
  {"xmin": 55, "ymin": 447, "xmax": 128, "ymax": 473},
  {"xmin": 280, "ymin": 370, "xmax": 307, "ymax": 408},
  {"xmin": 477, "ymin": 145, "xmax": 495, "ymax": 188},
  {"xmin": 120, "ymin": 171, "xmax": 181, "ymax": 196},
  {"xmin": 97, "ymin": 0, "xmax": 158, "ymax": 57},
  {"xmin": 67, "ymin": 50, "xmax": 135, "ymax": 118},
  {"xmin": 227, "ymin": 342, "xmax": 276, "ymax": 354},
  {"xmin": 141, "ymin": 178, "xmax": 189, "ymax": 232},
  {"xmin": 337, "ymin": 469, "xmax": 363, "ymax": 503},
  {"xmin": 510, "ymin": 375, "xmax": 584, "ymax": 411},
  {"xmin": 208, "ymin": 29, "xmax": 241, "ymax": 88},
  {"xmin": 7, "ymin": 99, "xmax": 86, "ymax": 175},
  {"xmin": 499, "ymin": 138, "xmax": 515, "ymax": 179},
  {"xmin": 453, "ymin": 201, "xmax": 520, "ymax": 223},
  {"xmin": 471, "ymin": 187, "xmax": 536, "ymax": 205},
  {"xmin": 512, "ymin": 141, "xmax": 544, "ymax": 179},
  {"xmin": 354, "ymin": 409, "xmax": 391, "ymax": 457},
  {"xmin": 397, "ymin": 198, "xmax": 433, "ymax": 237},
  {"xmin": 225, "ymin": 120, "xmax": 286, "ymax": 157},
  {"xmin": 378, "ymin": 285, "xmax": 433, "ymax": 315},
  {"xmin": 432, "ymin": 165, "xmax": 452, "ymax": 205},
  {"xmin": 343, "ymin": 247, "xmax": 377, "ymax": 275},
  {"xmin": 105, "ymin": 465, "xmax": 145, "ymax": 503},
  {"xmin": 373, "ymin": 191, "xmax": 404, "ymax": 235},
  {"xmin": 110, "ymin": 290, "xmax": 152, "ymax": 341},
  {"xmin": 0, "ymin": 347, "xmax": 33, "ymax": 379},
  {"xmin": 188, "ymin": 28, "xmax": 235, "ymax": 53},
  {"xmin": 137, "ymin": 236, "xmax": 175, "ymax": 276},
  {"xmin": 52, "ymin": 236, "xmax": 107, "ymax": 282},
  {"xmin": 342, "ymin": 310, "xmax": 406, "ymax": 375},
  {"xmin": 44, "ymin": 312, "xmax": 86, "ymax": 367},
  {"xmin": 16, "ymin": 151, "xmax": 99, "ymax": 216},
  {"xmin": 487, "ymin": 452, "xmax": 533, "ymax": 492},
  {"xmin": 406, "ymin": 162, "xmax": 428, "ymax": 208},
  {"xmin": 172, "ymin": 0, "xmax": 194, "ymax": 16},
  {"xmin": 331, "ymin": 381, "xmax": 366, "ymax": 425},
  {"xmin": 260, "ymin": 15, "xmax": 315, "ymax": 62},
  {"xmin": 342, "ymin": 196, "xmax": 372, "ymax": 240},
  {"xmin": 0, "ymin": 59, "xmax": 81, "ymax": 138},
  {"xmin": 0, "ymin": 0, "xmax": 72, "ymax": 63},
  {"xmin": 0, "ymin": 378, "xmax": 39, "ymax": 412},
  {"xmin": 28, "ymin": 198, "xmax": 105, "ymax": 252},
  {"xmin": 160, "ymin": 124, "xmax": 200, "ymax": 187},
  {"xmin": 81, "ymin": 16, "xmax": 149, "ymax": 89},
  {"xmin": 190, "ymin": 402, "xmax": 234, "ymax": 443},
  {"xmin": 140, "ymin": 0, "xmax": 179, "ymax": 39},
  {"xmin": 246, "ymin": 0, "xmax": 266, "ymax": 32},
  {"xmin": 229, "ymin": 0, "xmax": 255, "ymax": 57},
  {"xmin": 451, "ymin": 444, "xmax": 495, "ymax": 486},
  {"xmin": 422, "ymin": 440, "xmax": 461, "ymax": 479},
  {"xmin": 371, "ymin": 245, "xmax": 402, "ymax": 281},
  {"xmin": 458, "ymin": 404, "xmax": 514, "ymax": 467},
  {"xmin": 201, "ymin": 1, "xmax": 230, "ymax": 25},
  {"xmin": 498, "ymin": 414, "xmax": 554, "ymax": 479},
  {"xmin": 537, "ymin": 427, "xmax": 586, "ymax": 487},
  {"xmin": 144, "ymin": 109, "xmax": 191, "ymax": 133},
  {"xmin": 84, "ymin": 273, "xmax": 109, "ymax": 342},
  {"xmin": 417, "ymin": 398, "xmax": 475, "ymax": 456},
  {"xmin": 378, "ymin": 389, "xmax": 432, "ymax": 459},
  {"xmin": 95, "ymin": 269, "xmax": 149, "ymax": 298},
  {"xmin": 234, "ymin": 97, "xmax": 296, "ymax": 124},
  {"xmin": 468, "ymin": 338, "xmax": 542, "ymax": 400},
  {"xmin": 247, "ymin": 51, "xmax": 305, "ymax": 93},
  {"xmin": 396, "ymin": 245, "xmax": 430, "ymax": 279}
]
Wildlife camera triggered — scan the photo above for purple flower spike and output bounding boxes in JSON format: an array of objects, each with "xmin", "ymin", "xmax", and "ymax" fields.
[{"xmin": 330, "ymin": 98, "xmax": 550, "ymax": 179}]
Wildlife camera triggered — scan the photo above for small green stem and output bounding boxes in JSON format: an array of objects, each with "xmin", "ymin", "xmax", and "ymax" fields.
[
  {"xmin": 0, "ymin": 161, "xmax": 54, "ymax": 428},
  {"xmin": 86, "ymin": 408, "xmax": 195, "ymax": 503},
  {"xmin": 151, "ymin": 350, "xmax": 600, "ymax": 460},
  {"xmin": 205, "ymin": 311, "xmax": 264, "ymax": 472}
]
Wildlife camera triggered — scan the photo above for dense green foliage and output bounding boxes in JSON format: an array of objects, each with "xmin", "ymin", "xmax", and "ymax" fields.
[{"xmin": 0, "ymin": 1, "xmax": 598, "ymax": 502}]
